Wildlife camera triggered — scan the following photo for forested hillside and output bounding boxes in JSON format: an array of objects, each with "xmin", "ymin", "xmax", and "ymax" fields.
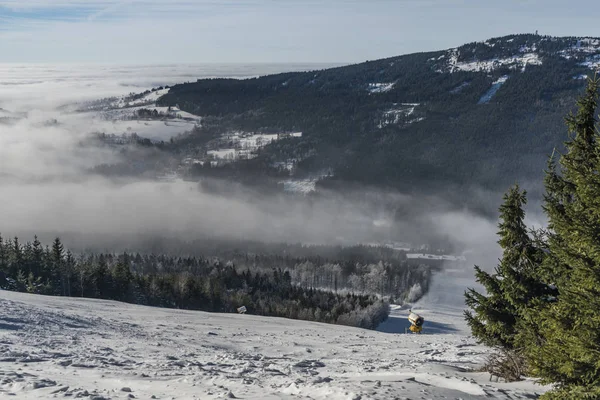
[
  {"xmin": 157, "ymin": 34, "xmax": 600, "ymax": 203},
  {"xmin": 0, "ymin": 235, "xmax": 443, "ymax": 329}
]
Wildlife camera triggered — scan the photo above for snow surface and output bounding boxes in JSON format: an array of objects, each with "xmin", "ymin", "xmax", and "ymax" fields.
[
  {"xmin": 368, "ymin": 83, "xmax": 395, "ymax": 94},
  {"xmin": 580, "ymin": 54, "xmax": 600, "ymax": 70},
  {"xmin": 208, "ymin": 148, "xmax": 238, "ymax": 160},
  {"xmin": 406, "ymin": 253, "xmax": 467, "ymax": 262},
  {"xmin": 444, "ymin": 49, "xmax": 542, "ymax": 73},
  {"xmin": 138, "ymin": 106, "xmax": 202, "ymax": 122},
  {"xmin": 377, "ymin": 103, "xmax": 422, "ymax": 128},
  {"xmin": 478, "ymin": 76, "xmax": 509, "ymax": 104},
  {"xmin": 54, "ymin": 111, "xmax": 197, "ymax": 142},
  {"xmin": 560, "ymin": 38, "xmax": 600, "ymax": 60},
  {"xmin": 0, "ymin": 268, "xmax": 548, "ymax": 399},
  {"xmin": 552, "ymin": 38, "xmax": 600, "ymax": 70},
  {"xmin": 114, "ymin": 88, "xmax": 171, "ymax": 108},
  {"xmin": 207, "ymin": 132, "xmax": 303, "ymax": 162}
]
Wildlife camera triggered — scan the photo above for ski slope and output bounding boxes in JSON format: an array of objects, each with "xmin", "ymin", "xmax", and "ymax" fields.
[{"xmin": 0, "ymin": 270, "xmax": 548, "ymax": 399}]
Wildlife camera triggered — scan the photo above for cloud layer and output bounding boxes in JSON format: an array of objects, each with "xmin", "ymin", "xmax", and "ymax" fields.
[{"xmin": 0, "ymin": 64, "xmax": 549, "ymax": 272}]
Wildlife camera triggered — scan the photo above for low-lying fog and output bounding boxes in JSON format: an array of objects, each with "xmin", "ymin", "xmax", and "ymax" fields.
[{"xmin": 0, "ymin": 64, "xmax": 544, "ymax": 268}]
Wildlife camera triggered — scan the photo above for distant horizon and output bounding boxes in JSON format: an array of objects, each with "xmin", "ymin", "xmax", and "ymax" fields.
[
  {"xmin": 2, "ymin": 0, "xmax": 600, "ymax": 64},
  {"xmin": 2, "ymin": 31, "xmax": 600, "ymax": 67},
  {"xmin": 0, "ymin": 61, "xmax": 348, "ymax": 67}
]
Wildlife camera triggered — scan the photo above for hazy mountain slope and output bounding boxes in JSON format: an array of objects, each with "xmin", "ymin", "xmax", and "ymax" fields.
[
  {"xmin": 158, "ymin": 34, "xmax": 600, "ymax": 200},
  {"xmin": 0, "ymin": 288, "xmax": 548, "ymax": 399}
]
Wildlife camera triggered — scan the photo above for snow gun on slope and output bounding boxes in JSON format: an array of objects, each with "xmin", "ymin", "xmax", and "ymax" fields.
[{"xmin": 408, "ymin": 310, "xmax": 424, "ymax": 334}]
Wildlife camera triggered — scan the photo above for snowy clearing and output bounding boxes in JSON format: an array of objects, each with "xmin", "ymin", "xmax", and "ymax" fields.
[
  {"xmin": 111, "ymin": 88, "xmax": 171, "ymax": 109},
  {"xmin": 377, "ymin": 103, "xmax": 422, "ymax": 128},
  {"xmin": 133, "ymin": 106, "xmax": 202, "ymax": 122},
  {"xmin": 478, "ymin": 76, "xmax": 509, "ymax": 104},
  {"xmin": 0, "ymin": 268, "xmax": 548, "ymax": 399},
  {"xmin": 367, "ymin": 83, "xmax": 395, "ymax": 94},
  {"xmin": 444, "ymin": 49, "xmax": 542, "ymax": 73},
  {"xmin": 59, "ymin": 111, "xmax": 198, "ymax": 142},
  {"xmin": 580, "ymin": 54, "xmax": 600, "ymax": 70},
  {"xmin": 406, "ymin": 253, "xmax": 467, "ymax": 262},
  {"xmin": 207, "ymin": 148, "xmax": 239, "ymax": 160},
  {"xmin": 206, "ymin": 132, "xmax": 303, "ymax": 163},
  {"xmin": 560, "ymin": 38, "xmax": 600, "ymax": 60}
]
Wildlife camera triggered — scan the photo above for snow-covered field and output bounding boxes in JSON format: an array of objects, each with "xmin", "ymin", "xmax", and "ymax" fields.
[
  {"xmin": 0, "ymin": 268, "xmax": 548, "ymax": 399},
  {"xmin": 114, "ymin": 89, "xmax": 172, "ymax": 108},
  {"xmin": 57, "ymin": 111, "xmax": 199, "ymax": 142},
  {"xmin": 207, "ymin": 132, "xmax": 303, "ymax": 164}
]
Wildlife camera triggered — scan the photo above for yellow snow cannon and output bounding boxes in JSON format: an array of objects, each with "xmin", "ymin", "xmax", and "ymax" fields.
[{"xmin": 408, "ymin": 310, "xmax": 424, "ymax": 334}]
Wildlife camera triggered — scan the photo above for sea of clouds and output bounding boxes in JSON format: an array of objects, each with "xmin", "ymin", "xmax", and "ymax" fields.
[{"xmin": 0, "ymin": 63, "xmax": 534, "ymax": 268}]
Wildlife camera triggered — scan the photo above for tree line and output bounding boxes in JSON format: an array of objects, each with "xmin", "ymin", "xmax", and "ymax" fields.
[
  {"xmin": 465, "ymin": 77, "xmax": 600, "ymax": 398},
  {"xmin": 0, "ymin": 236, "xmax": 401, "ymax": 330}
]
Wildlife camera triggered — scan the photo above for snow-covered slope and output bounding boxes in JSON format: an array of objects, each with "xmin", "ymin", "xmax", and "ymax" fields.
[
  {"xmin": 433, "ymin": 35, "xmax": 600, "ymax": 74},
  {"xmin": 0, "ymin": 276, "xmax": 548, "ymax": 399},
  {"xmin": 442, "ymin": 49, "xmax": 542, "ymax": 73}
]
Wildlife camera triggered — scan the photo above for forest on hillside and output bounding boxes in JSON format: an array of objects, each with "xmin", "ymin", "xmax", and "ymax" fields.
[
  {"xmin": 0, "ymin": 235, "xmax": 441, "ymax": 330},
  {"xmin": 154, "ymin": 34, "xmax": 595, "ymax": 205}
]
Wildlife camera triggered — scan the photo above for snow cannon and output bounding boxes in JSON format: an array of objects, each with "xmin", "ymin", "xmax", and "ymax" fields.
[{"xmin": 408, "ymin": 310, "xmax": 424, "ymax": 334}]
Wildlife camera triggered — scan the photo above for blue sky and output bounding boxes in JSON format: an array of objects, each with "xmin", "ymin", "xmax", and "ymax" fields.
[{"xmin": 1, "ymin": 0, "xmax": 600, "ymax": 64}]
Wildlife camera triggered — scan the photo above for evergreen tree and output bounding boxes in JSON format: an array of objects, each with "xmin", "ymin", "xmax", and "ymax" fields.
[
  {"xmin": 10, "ymin": 237, "xmax": 24, "ymax": 278},
  {"xmin": 112, "ymin": 252, "xmax": 133, "ymax": 301},
  {"xmin": 51, "ymin": 237, "xmax": 65, "ymax": 295},
  {"xmin": 525, "ymin": 77, "xmax": 600, "ymax": 399},
  {"xmin": 0, "ymin": 234, "xmax": 8, "ymax": 276},
  {"xmin": 31, "ymin": 235, "xmax": 45, "ymax": 279},
  {"xmin": 464, "ymin": 185, "xmax": 546, "ymax": 350},
  {"xmin": 65, "ymin": 250, "xmax": 75, "ymax": 297}
]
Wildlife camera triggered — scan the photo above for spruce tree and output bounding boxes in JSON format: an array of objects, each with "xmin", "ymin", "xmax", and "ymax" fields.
[
  {"xmin": 0, "ymin": 234, "xmax": 8, "ymax": 277},
  {"xmin": 112, "ymin": 252, "xmax": 133, "ymax": 301},
  {"xmin": 465, "ymin": 185, "xmax": 546, "ymax": 350},
  {"xmin": 525, "ymin": 77, "xmax": 600, "ymax": 399},
  {"xmin": 51, "ymin": 237, "xmax": 65, "ymax": 295},
  {"xmin": 10, "ymin": 237, "xmax": 23, "ymax": 278},
  {"xmin": 31, "ymin": 236, "xmax": 45, "ymax": 279}
]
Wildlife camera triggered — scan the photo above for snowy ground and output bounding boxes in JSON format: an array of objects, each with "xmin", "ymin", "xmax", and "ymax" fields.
[
  {"xmin": 442, "ymin": 49, "xmax": 542, "ymax": 73},
  {"xmin": 61, "ymin": 111, "xmax": 199, "ymax": 142},
  {"xmin": 377, "ymin": 104, "xmax": 423, "ymax": 129},
  {"xmin": 368, "ymin": 83, "xmax": 395, "ymax": 94},
  {"xmin": 0, "ymin": 269, "xmax": 548, "ymax": 399}
]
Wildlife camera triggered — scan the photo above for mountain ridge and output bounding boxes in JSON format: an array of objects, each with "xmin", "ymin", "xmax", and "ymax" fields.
[{"xmin": 145, "ymin": 34, "xmax": 600, "ymax": 206}]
